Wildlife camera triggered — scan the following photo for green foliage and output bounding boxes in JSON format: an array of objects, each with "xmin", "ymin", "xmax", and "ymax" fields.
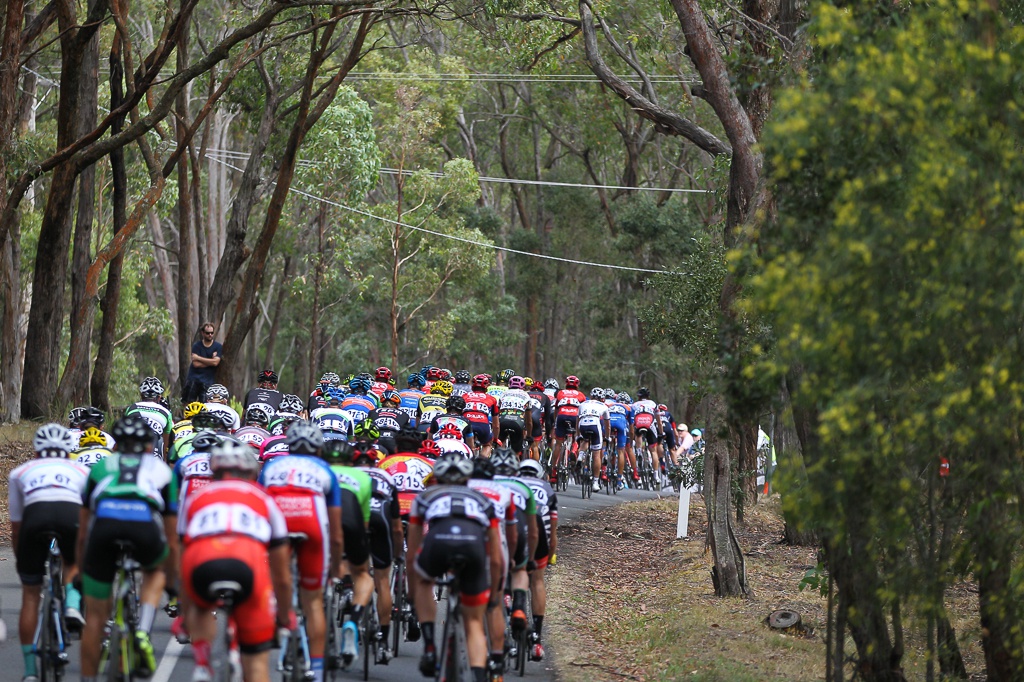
[{"xmin": 297, "ymin": 87, "xmax": 381, "ymax": 199}]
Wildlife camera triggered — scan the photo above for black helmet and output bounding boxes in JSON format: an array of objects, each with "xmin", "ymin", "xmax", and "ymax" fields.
[
  {"xmin": 323, "ymin": 440, "xmax": 355, "ymax": 465},
  {"xmin": 395, "ymin": 425, "xmax": 423, "ymax": 452},
  {"xmin": 637, "ymin": 386, "xmax": 651, "ymax": 400},
  {"xmin": 499, "ymin": 369, "xmax": 515, "ymax": 384},
  {"xmin": 244, "ymin": 406, "xmax": 270, "ymax": 427},
  {"xmin": 111, "ymin": 415, "xmax": 157, "ymax": 454},
  {"xmin": 447, "ymin": 395, "xmax": 467, "ymax": 412},
  {"xmin": 454, "ymin": 370, "xmax": 471, "ymax": 384},
  {"xmin": 69, "ymin": 406, "xmax": 105, "ymax": 429},
  {"xmin": 258, "ymin": 369, "xmax": 279, "ymax": 384},
  {"xmin": 471, "ymin": 456, "xmax": 496, "ymax": 480},
  {"xmin": 491, "ymin": 447, "xmax": 519, "ymax": 476}
]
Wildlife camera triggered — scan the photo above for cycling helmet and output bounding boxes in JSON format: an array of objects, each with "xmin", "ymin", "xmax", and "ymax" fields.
[
  {"xmin": 352, "ymin": 441, "xmax": 383, "ymax": 465},
  {"xmin": 396, "ymin": 425, "xmax": 423, "ymax": 452},
  {"xmin": 34, "ymin": 423, "xmax": 75, "ymax": 457},
  {"xmin": 321, "ymin": 372, "xmax": 342, "ymax": 387},
  {"xmin": 439, "ymin": 369, "xmax": 453, "ymax": 381},
  {"xmin": 419, "ymin": 439, "xmax": 442, "ymax": 459},
  {"xmin": 206, "ymin": 383, "xmax": 230, "ymax": 402},
  {"xmin": 139, "ymin": 376, "xmax": 164, "ymax": 400},
  {"xmin": 565, "ymin": 375, "xmax": 580, "ymax": 389},
  {"xmin": 210, "ymin": 438, "xmax": 259, "ymax": 474},
  {"xmin": 381, "ymin": 388, "xmax": 401, "ymax": 406},
  {"xmin": 498, "ymin": 369, "xmax": 514, "ymax": 384},
  {"xmin": 544, "ymin": 378, "xmax": 559, "ymax": 390},
  {"xmin": 285, "ymin": 420, "xmax": 325, "ymax": 455},
  {"xmin": 258, "ymin": 369, "xmax": 279, "ymax": 384},
  {"xmin": 374, "ymin": 366, "xmax": 392, "ymax": 382},
  {"xmin": 518, "ymin": 459, "xmax": 545, "ymax": 479},
  {"xmin": 454, "ymin": 370, "xmax": 471, "ymax": 384},
  {"xmin": 326, "ymin": 387, "xmax": 346, "ymax": 405},
  {"xmin": 111, "ymin": 415, "xmax": 157, "ymax": 454},
  {"xmin": 471, "ymin": 456, "xmax": 496, "ymax": 480},
  {"xmin": 616, "ymin": 392, "xmax": 632, "ymax": 404},
  {"xmin": 431, "ymin": 380, "xmax": 454, "ymax": 397},
  {"xmin": 323, "ymin": 440, "xmax": 356, "ymax": 465},
  {"xmin": 521, "ymin": 376, "xmax": 533, "ymax": 389},
  {"xmin": 426, "ymin": 367, "xmax": 443, "ymax": 381},
  {"xmin": 637, "ymin": 387, "xmax": 651, "ymax": 400},
  {"xmin": 508, "ymin": 376, "xmax": 526, "ymax": 390},
  {"xmin": 279, "ymin": 394, "xmax": 304, "ymax": 415},
  {"xmin": 273, "ymin": 414, "xmax": 301, "ymax": 434},
  {"xmin": 658, "ymin": 404, "xmax": 669, "ymax": 412},
  {"xmin": 432, "ymin": 452, "xmax": 473, "ymax": 484},
  {"xmin": 408, "ymin": 373, "xmax": 426, "ymax": 389},
  {"xmin": 692, "ymin": 428, "xmax": 702, "ymax": 438},
  {"xmin": 590, "ymin": 387, "xmax": 603, "ymax": 399},
  {"xmin": 244, "ymin": 406, "xmax": 270, "ymax": 428},
  {"xmin": 603, "ymin": 388, "xmax": 617, "ymax": 400},
  {"xmin": 447, "ymin": 395, "xmax": 467, "ymax": 412},
  {"xmin": 354, "ymin": 418, "xmax": 380, "ymax": 440},
  {"xmin": 349, "ymin": 376, "xmax": 372, "ymax": 394},
  {"xmin": 191, "ymin": 431, "xmax": 222, "ymax": 452},
  {"xmin": 78, "ymin": 426, "xmax": 107, "ymax": 447},
  {"xmin": 472, "ymin": 374, "xmax": 490, "ymax": 390},
  {"xmin": 191, "ymin": 410, "xmax": 226, "ymax": 431},
  {"xmin": 436, "ymin": 423, "xmax": 463, "ymax": 440},
  {"xmin": 491, "ymin": 447, "xmax": 520, "ymax": 476},
  {"xmin": 183, "ymin": 401, "xmax": 206, "ymax": 419},
  {"xmin": 69, "ymin": 406, "xmax": 105, "ymax": 428}
]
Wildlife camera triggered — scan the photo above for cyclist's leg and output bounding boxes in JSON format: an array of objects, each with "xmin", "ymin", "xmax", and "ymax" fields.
[
  {"xmin": 368, "ymin": 511, "xmax": 394, "ymax": 646},
  {"xmin": 461, "ymin": 603, "xmax": 488, "ymax": 670}
]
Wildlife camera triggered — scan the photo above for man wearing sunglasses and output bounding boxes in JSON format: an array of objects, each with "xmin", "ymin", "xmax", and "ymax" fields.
[{"xmin": 183, "ymin": 323, "xmax": 223, "ymax": 403}]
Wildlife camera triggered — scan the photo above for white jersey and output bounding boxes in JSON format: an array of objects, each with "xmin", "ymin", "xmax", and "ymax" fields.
[
  {"xmin": 577, "ymin": 399, "xmax": 609, "ymax": 427},
  {"xmin": 203, "ymin": 402, "xmax": 241, "ymax": 431},
  {"xmin": 436, "ymin": 439, "xmax": 473, "ymax": 458},
  {"xmin": 8, "ymin": 458, "xmax": 89, "ymax": 521},
  {"xmin": 69, "ymin": 429, "xmax": 115, "ymax": 450},
  {"xmin": 498, "ymin": 389, "xmax": 533, "ymax": 418}
]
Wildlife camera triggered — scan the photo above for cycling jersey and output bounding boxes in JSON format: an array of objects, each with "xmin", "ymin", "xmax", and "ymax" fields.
[
  {"xmin": 267, "ymin": 416, "xmax": 296, "ymax": 436},
  {"xmin": 659, "ymin": 411, "xmax": 677, "ymax": 449},
  {"xmin": 462, "ymin": 391, "xmax": 497, "ymax": 424},
  {"xmin": 124, "ymin": 400, "xmax": 174, "ymax": 458},
  {"xmin": 235, "ymin": 425, "xmax": 271, "ymax": 448},
  {"xmin": 259, "ymin": 435, "xmax": 290, "ymax": 461},
  {"xmin": 82, "ymin": 453, "xmax": 174, "ymax": 513},
  {"xmin": 169, "ymin": 449, "xmax": 213, "ymax": 514},
  {"xmin": 578, "ymin": 399, "xmax": 609, "ymax": 450},
  {"xmin": 69, "ymin": 428, "xmax": 115, "ymax": 450},
  {"xmin": 243, "ymin": 387, "xmax": 282, "ymax": 417},
  {"xmin": 258, "ymin": 454, "xmax": 341, "ymax": 589},
  {"xmin": 436, "ymin": 439, "xmax": 473, "ymax": 458},
  {"xmin": 329, "ymin": 465, "xmax": 373, "ymax": 525},
  {"xmin": 9, "ymin": 458, "xmax": 89, "ymax": 521},
  {"xmin": 329, "ymin": 463, "xmax": 374, "ymax": 566},
  {"xmin": 417, "ymin": 394, "xmax": 448, "ymax": 431},
  {"xmin": 498, "ymin": 389, "xmax": 533, "ymax": 419},
  {"xmin": 179, "ymin": 479, "xmax": 288, "ymax": 547},
  {"xmin": 364, "ymin": 467, "xmax": 401, "ymax": 568},
  {"xmin": 72, "ymin": 445, "xmax": 113, "ymax": 468},
  {"xmin": 494, "ymin": 475, "xmax": 538, "ymax": 568},
  {"xmin": 520, "ymin": 477, "xmax": 557, "ymax": 567},
  {"xmin": 607, "ymin": 401, "xmax": 633, "ymax": 449},
  {"xmin": 429, "ymin": 414, "xmax": 473, "ymax": 441},
  {"xmin": 543, "ymin": 388, "xmax": 556, "ymax": 403},
  {"xmin": 310, "ymin": 407, "xmax": 355, "ymax": 442},
  {"xmin": 203, "ymin": 402, "xmax": 241, "ymax": 431},
  {"xmin": 168, "ymin": 431, "xmax": 196, "ymax": 464},
  {"xmin": 398, "ymin": 389, "xmax": 423, "ymax": 426},
  {"xmin": 527, "ymin": 390, "xmax": 552, "ymax": 438},
  {"xmin": 171, "ymin": 419, "xmax": 194, "ymax": 441},
  {"xmin": 632, "ymin": 399, "xmax": 660, "ymax": 437},
  {"xmin": 368, "ymin": 407, "xmax": 410, "ymax": 442},
  {"xmin": 486, "ymin": 384, "xmax": 509, "ymax": 401},
  {"xmin": 553, "ymin": 389, "xmax": 587, "ymax": 418},
  {"xmin": 341, "ymin": 394, "xmax": 378, "ymax": 424},
  {"xmin": 378, "ymin": 451, "xmax": 435, "ymax": 515},
  {"xmin": 452, "ymin": 382, "xmax": 472, "ymax": 397},
  {"xmin": 370, "ymin": 381, "xmax": 389, "ymax": 398}
]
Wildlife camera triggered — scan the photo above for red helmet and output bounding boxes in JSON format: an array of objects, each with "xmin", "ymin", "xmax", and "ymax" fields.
[
  {"xmin": 565, "ymin": 375, "xmax": 580, "ymax": 389},
  {"xmin": 375, "ymin": 366, "xmax": 392, "ymax": 382},
  {"xmin": 419, "ymin": 439, "xmax": 442, "ymax": 458},
  {"xmin": 658, "ymin": 404, "xmax": 668, "ymax": 412},
  {"xmin": 472, "ymin": 373, "xmax": 490, "ymax": 390},
  {"xmin": 437, "ymin": 423, "xmax": 464, "ymax": 440},
  {"xmin": 426, "ymin": 367, "xmax": 443, "ymax": 381}
]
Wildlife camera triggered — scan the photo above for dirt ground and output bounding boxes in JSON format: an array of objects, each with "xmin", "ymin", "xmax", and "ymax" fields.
[{"xmin": 0, "ymin": 426, "xmax": 34, "ymax": 546}]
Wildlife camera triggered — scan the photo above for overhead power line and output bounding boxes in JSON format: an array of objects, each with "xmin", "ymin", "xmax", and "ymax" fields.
[
  {"xmin": 344, "ymin": 71, "xmax": 699, "ymax": 85},
  {"xmin": 206, "ymin": 155, "xmax": 678, "ymax": 275}
]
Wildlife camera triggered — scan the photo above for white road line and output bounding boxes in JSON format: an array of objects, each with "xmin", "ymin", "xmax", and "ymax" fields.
[{"xmin": 152, "ymin": 637, "xmax": 185, "ymax": 682}]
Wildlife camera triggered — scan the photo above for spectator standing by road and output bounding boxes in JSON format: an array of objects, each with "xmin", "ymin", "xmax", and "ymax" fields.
[{"xmin": 183, "ymin": 323, "xmax": 222, "ymax": 403}]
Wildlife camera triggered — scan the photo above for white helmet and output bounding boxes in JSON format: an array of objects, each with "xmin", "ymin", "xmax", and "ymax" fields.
[
  {"xmin": 432, "ymin": 452, "xmax": 474, "ymax": 484},
  {"xmin": 518, "ymin": 459, "xmax": 545, "ymax": 479},
  {"xmin": 33, "ymin": 423, "xmax": 75, "ymax": 458},
  {"xmin": 210, "ymin": 438, "xmax": 259, "ymax": 474}
]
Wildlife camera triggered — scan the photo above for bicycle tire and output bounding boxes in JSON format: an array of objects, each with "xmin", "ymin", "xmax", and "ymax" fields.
[
  {"xmin": 363, "ymin": 594, "xmax": 377, "ymax": 681},
  {"xmin": 210, "ymin": 607, "xmax": 232, "ymax": 682},
  {"xmin": 391, "ymin": 564, "xmax": 405, "ymax": 656},
  {"xmin": 38, "ymin": 591, "xmax": 56, "ymax": 682}
]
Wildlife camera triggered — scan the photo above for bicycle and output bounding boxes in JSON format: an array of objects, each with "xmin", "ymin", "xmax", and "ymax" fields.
[
  {"xmin": 390, "ymin": 559, "xmax": 410, "ymax": 657},
  {"xmin": 278, "ymin": 533, "xmax": 314, "ymax": 682},
  {"xmin": 325, "ymin": 578, "xmax": 351, "ymax": 680},
  {"xmin": 207, "ymin": 580, "xmax": 244, "ymax": 682},
  {"xmin": 361, "ymin": 590, "xmax": 379, "ymax": 681},
  {"xmin": 511, "ymin": 587, "xmax": 533, "ymax": 677},
  {"xmin": 34, "ymin": 535, "xmax": 70, "ymax": 681},
  {"xmin": 435, "ymin": 562, "xmax": 473, "ymax": 682},
  {"xmin": 98, "ymin": 541, "xmax": 142, "ymax": 682}
]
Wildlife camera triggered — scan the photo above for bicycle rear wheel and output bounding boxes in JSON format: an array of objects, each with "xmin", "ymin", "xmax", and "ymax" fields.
[
  {"xmin": 363, "ymin": 594, "xmax": 378, "ymax": 681},
  {"xmin": 391, "ymin": 563, "xmax": 407, "ymax": 656}
]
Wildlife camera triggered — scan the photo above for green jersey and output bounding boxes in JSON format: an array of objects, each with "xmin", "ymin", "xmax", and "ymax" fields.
[
  {"xmin": 168, "ymin": 431, "xmax": 196, "ymax": 464},
  {"xmin": 124, "ymin": 401, "xmax": 174, "ymax": 459},
  {"xmin": 329, "ymin": 464, "xmax": 373, "ymax": 524},
  {"xmin": 82, "ymin": 452, "xmax": 174, "ymax": 513},
  {"xmin": 495, "ymin": 475, "xmax": 537, "ymax": 515}
]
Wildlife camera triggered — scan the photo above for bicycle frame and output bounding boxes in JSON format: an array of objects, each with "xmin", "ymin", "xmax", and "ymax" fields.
[
  {"xmin": 278, "ymin": 535, "xmax": 314, "ymax": 682},
  {"xmin": 436, "ymin": 576, "xmax": 472, "ymax": 682},
  {"xmin": 35, "ymin": 537, "xmax": 69, "ymax": 681},
  {"xmin": 100, "ymin": 545, "xmax": 141, "ymax": 682}
]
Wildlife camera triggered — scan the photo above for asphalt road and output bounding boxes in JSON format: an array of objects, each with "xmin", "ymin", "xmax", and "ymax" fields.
[{"xmin": 0, "ymin": 482, "xmax": 664, "ymax": 681}]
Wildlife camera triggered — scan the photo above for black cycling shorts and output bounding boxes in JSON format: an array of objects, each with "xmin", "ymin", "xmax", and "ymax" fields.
[
  {"xmin": 82, "ymin": 512, "xmax": 167, "ymax": 599},
  {"xmin": 414, "ymin": 517, "xmax": 490, "ymax": 607},
  {"xmin": 637, "ymin": 427, "xmax": 658, "ymax": 447},
  {"xmin": 470, "ymin": 422, "xmax": 493, "ymax": 446},
  {"xmin": 499, "ymin": 417, "xmax": 526, "ymax": 454},
  {"xmin": 368, "ymin": 504, "xmax": 393, "ymax": 570},
  {"xmin": 530, "ymin": 411, "xmax": 544, "ymax": 439},
  {"xmin": 16, "ymin": 501, "xmax": 81, "ymax": 585},
  {"xmin": 377, "ymin": 436, "xmax": 398, "ymax": 456},
  {"xmin": 341, "ymin": 490, "xmax": 370, "ymax": 566},
  {"xmin": 512, "ymin": 510, "xmax": 528, "ymax": 568},
  {"xmin": 553, "ymin": 415, "xmax": 576, "ymax": 439},
  {"xmin": 534, "ymin": 517, "xmax": 550, "ymax": 561}
]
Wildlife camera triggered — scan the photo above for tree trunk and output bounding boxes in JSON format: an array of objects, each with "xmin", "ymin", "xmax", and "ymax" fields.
[
  {"xmin": 976, "ymin": 494, "xmax": 1023, "ymax": 680},
  {"xmin": 0, "ymin": 224, "xmax": 23, "ymax": 422},
  {"xmin": 704, "ymin": 392, "xmax": 750, "ymax": 597},
  {"xmin": 263, "ymin": 256, "xmax": 290, "ymax": 370},
  {"xmin": 175, "ymin": 17, "xmax": 192, "ymax": 394},
  {"xmin": 309, "ymin": 206, "xmax": 326, "ymax": 391},
  {"xmin": 937, "ymin": 611, "xmax": 968, "ymax": 679}
]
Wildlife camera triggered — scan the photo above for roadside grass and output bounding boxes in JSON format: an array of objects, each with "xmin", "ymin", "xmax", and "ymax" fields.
[{"xmin": 0, "ymin": 422, "xmax": 38, "ymax": 545}]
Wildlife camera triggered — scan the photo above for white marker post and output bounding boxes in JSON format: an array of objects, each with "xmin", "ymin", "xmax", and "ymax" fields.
[{"xmin": 676, "ymin": 484, "xmax": 693, "ymax": 538}]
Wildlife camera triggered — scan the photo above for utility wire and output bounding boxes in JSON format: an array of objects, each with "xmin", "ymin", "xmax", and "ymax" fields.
[{"xmin": 206, "ymin": 155, "xmax": 679, "ymax": 275}]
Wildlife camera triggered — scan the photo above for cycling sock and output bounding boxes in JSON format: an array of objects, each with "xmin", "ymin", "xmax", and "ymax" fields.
[
  {"xmin": 533, "ymin": 615, "xmax": 544, "ymax": 638},
  {"xmin": 139, "ymin": 603, "xmax": 157, "ymax": 633},
  {"xmin": 22, "ymin": 644, "xmax": 36, "ymax": 676},
  {"xmin": 311, "ymin": 656, "xmax": 324, "ymax": 682},
  {"xmin": 192, "ymin": 640, "xmax": 211, "ymax": 668},
  {"xmin": 489, "ymin": 651, "xmax": 504, "ymax": 667},
  {"xmin": 471, "ymin": 666, "xmax": 487, "ymax": 682},
  {"xmin": 64, "ymin": 582, "xmax": 82, "ymax": 612},
  {"xmin": 512, "ymin": 589, "xmax": 527, "ymax": 613},
  {"xmin": 379, "ymin": 623, "xmax": 390, "ymax": 641},
  {"xmin": 421, "ymin": 621, "xmax": 435, "ymax": 646},
  {"xmin": 350, "ymin": 605, "xmax": 365, "ymax": 628}
]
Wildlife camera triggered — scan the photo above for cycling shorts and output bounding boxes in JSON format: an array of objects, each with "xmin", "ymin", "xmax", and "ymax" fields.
[
  {"xmin": 637, "ymin": 427, "xmax": 658, "ymax": 448},
  {"xmin": 183, "ymin": 536, "xmax": 276, "ymax": 653},
  {"xmin": 609, "ymin": 420, "xmax": 629, "ymax": 450},
  {"xmin": 470, "ymin": 421, "xmax": 493, "ymax": 446},
  {"xmin": 341, "ymin": 490, "xmax": 370, "ymax": 567},
  {"xmin": 553, "ymin": 415, "xmax": 577, "ymax": 440},
  {"xmin": 530, "ymin": 411, "xmax": 543, "ymax": 439},
  {"xmin": 368, "ymin": 507, "xmax": 393, "ymax": 570},
  {"xmin": 82, "ymin": 505, "xmax": 168, "ymax": 599},
  {"xmin": 269, "ymin": 492, "xmax": 329, "ymax": 590},
  {"xmin": 414, "ymin": 517, "xmax": 490, "ymax": 607},
  {"xmin": 499, "ymin": 417, "xmax": 526, "ymax": 454},
  {"xmin": 512, "ymin": 511, "xmax": 528, "ymax": 569},
  {"xmin": 533, "ymin": 517, "xmax": 550, "ymax": 567},
  {"xmin": 16, "ymin": 501, "xmax": 80, "ymax": 585},
  {"xmin": 578, "ymin": 421, "xmax": 604, "ymax": 450}
]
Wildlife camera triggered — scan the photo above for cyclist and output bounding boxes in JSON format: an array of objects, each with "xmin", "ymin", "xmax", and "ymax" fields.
[
  {"xmin": 203, "ymin": 383, "xmax": 241, "ymax": 431},
  {"xmin": 517, "ymin": 459, "xmax": 558, "ymax": 661},
  {"xmin": 526, "ymin": 379, "xmax": 552, "ymax": 462},
  {"xmin": 258, "ymin": 421, "xmax": 343, "ymax": 682},
  {"xmin": 72, "ymin": 425, "xmax": 115, "ymax": 468},
  {"xmin": 171, "ymin": 401, "xmax": 208, "ymax": 444},
  {"xmin": 609, "ymin": 392, "xmax": 639, "ymax": 488},
  {"xmin": 463, "ymin": 374, "xmax": 499, "ymax": 458},
  {"xmin": 307, "ymin": 373, "xmax": 340, "ymax": 414},
  {"xmin": 408, "ymin": 452, "xmax": 503, "ymax": 681},
  {"xmin": 434, "ymin": 423, "xmax": 475, "ymax": 458},
  {"xmin": 399, "ymin": 374, "xmax": 426, "ymax": 427},
  {"xmin": 549, "ymin": 376, "xmax": 587, "ymax": 484},
  {"xmin": 466, "ymin": 456, "xmax": 518, "ymax": 676},
  {"xmin": 579, "ymin": 388, "xmax": 611, "ymax": 489},
  {"xmin": 421, "ymin": 366, "xmax": 443, "ymax": 393},
  {"xmin": 491, "ymin": 447, "xmax": 539, "ymax": 636},
  {"xmin": 341, "ymin": 375, "xmax": 379, "ymax": 424},
  {"xmin": 124, "ymin": 376, "xmax": 174, "ymax": 459},
  {"xmin": 10, "ymin": 424, "xmax": 89, "ymax": 681},
  {"xmin": 243, "ymin": 369, "xmax": 283, "ymax": 417},
  {"xmin": 368, "ymin": 388, "xmax": 410, "ymax": 455},
  {"xmin": 235, "ymin": 406, "xmax": 272, "ymax": 449},
  {"xmin": 542, "ymin": 378, "xmax": 558, "ymax": 404},
  {"xmin": 632, "ymin": 387, "xmax": 663, "ymax": 482},
  {"xmin": 378, "ymin": 426, "xmax": 434, "ymax": 518},
  {"xmin": 658, "ymin": 404, "xmax": 679, "ymax": 467},
  {"xmin": 497, "ymin": 375, "xmax": 533, "ymax": 457},
  {"xmin": 370, "ymin": 366, "xmax": 393, "ymax": 399},
  {"xmin": 427, "ymin": 395, "xmax": 475, "ymax": 447},
  {"xmin": 78, "ymin": 415, "xmax": 178, "ymax": 680},
  {"xmin": 487, "ymin": 368, "xmax": 513, "ymax": 401},
  {"xmin": 312, "ymin": 388, "xmax": 357, "ymax": 443},
  {"xmin": 68, "ymin": 406, "xmax": 113, "ymax": 449},
  {"xmin": 417, "ymin": 380, "xmax": 451, "ymax": 434},
  {"xmin": 451, "ymin": 370, "xmax": 473, "ymax": 397},
  {"xmin": 178, "ymin": 438, "xmax": 295, "ymax": 682}
]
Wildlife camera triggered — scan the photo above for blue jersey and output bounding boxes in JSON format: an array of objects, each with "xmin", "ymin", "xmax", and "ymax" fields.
[
  {"xmin": 399, "ymin": 389, "xmax": 422, "ymax": 427},
  {"xmin": 607, "ymin": 401, "xmax": 632, "ymax": 432},
  {"xmin": 258, "ymin": 454, "xmax": 341, "ymax": 508}
]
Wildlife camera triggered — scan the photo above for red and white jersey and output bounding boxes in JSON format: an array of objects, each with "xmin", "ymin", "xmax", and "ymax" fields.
[
  {"xmin": 178, "ymin": 479, "xmax": 288, "ymax": 548},
  {"xmin": 462, "ymin": 391, "xmax": 497, "ymax": 425},
  {"xmin": 378, "ymin": 452, "xmax": 435, "ymax": 514},
  {"xmin": 170, "ymin": 450, "xmax": 213, "ymax": 514},
  {"xmin": 370, "ymin": 381, "xmax": 389, "ymax": 398},
  {"xmin": 553, "ymin": 389, "xmax": 587, "ymax": 418},
  {"xmin": 467, "ymin": 479, "xmax": 516, "ymax": 526},
  {"xmin": 543, "ymin": 388, "xmax": 556, "ymax": 403},
  {"xmin": 632, "ymin": 399, "xmax": 659, "ymax": 432},
  {"xmin": 436, "ymin": 439, "xmax": 473, "ymax": 458}
]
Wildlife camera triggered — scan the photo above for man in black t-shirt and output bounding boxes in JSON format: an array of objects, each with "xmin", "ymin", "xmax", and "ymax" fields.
[
  {"xmin": 244, "ymin": 369, "xmax": 283, "ymax": 417},
  {"xmin": 182, "ymin": 322, "xmax": 222, "ymax": 402}
]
